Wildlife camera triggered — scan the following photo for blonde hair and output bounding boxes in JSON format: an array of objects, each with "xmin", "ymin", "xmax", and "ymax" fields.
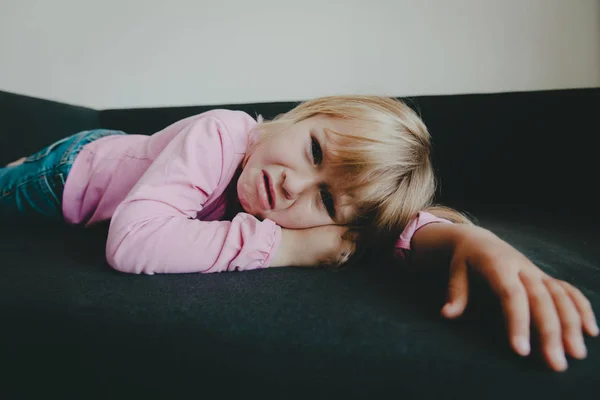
[{"xmin": 246, "ymin": 96, "xmax": 472, "ymax": 265}]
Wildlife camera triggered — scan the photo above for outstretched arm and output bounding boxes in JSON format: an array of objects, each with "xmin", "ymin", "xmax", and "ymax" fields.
[{"xmin": 409, "ymin": 221, "xmax": 599, "ymax": 372}]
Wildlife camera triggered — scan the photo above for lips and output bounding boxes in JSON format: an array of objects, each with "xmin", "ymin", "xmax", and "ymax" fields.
[
  {"xmin": 256, "ymin": 170, "xmax": 275, "ymax": 211},
  {"xmin": 263, "ymin": 170, "xmax": 276, "ymax": 209}
]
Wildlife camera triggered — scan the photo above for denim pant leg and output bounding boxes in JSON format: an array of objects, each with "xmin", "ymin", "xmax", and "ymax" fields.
[{"xmin": 0, "ymin": 129, "xmax": 125, "ymax": 223}]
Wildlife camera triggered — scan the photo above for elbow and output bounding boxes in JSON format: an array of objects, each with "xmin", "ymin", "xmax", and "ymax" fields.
[
  {"xmin": 106, "ymin": 238, "xmax": 137, "ymax": 274},
  {"xmin": 106, "ymin": 251, "xmax": 132, "ymax": 274},
  {"xmin": 105, "ymin": 228, "xmax": 148, "ymax": 275}
]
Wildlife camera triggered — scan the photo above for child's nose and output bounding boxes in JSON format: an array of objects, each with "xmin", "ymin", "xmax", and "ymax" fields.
[{"xmin": 282, "ymin": 171, "xmax": 316, "ymax": 200}]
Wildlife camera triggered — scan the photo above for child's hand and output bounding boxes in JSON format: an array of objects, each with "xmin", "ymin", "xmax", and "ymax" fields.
[
  {"xmin": 442, "ymin": 227, "xmax": 598, "ymax": 372},
  {"xmin": 271, "ymin": 225, "xmax": 355, "ymax": 268}
]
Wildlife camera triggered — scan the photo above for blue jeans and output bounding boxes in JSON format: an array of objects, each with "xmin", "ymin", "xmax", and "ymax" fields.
[{"xmin": 0, "ymin": 129, "xmax": 125, "ymax": 222}]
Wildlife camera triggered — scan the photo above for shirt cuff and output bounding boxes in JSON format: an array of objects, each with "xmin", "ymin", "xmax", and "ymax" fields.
[{"xmin": 394, "ymin": 211, "xmax": 453, "ymax": 261}]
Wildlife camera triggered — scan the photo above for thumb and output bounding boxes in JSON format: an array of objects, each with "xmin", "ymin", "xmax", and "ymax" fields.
[{"xmin": 442, "ymin": 258, "xmax": 469, "ymax": 319}]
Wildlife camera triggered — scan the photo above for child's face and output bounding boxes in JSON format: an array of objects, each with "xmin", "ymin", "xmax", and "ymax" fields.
[{"xmin": 238, "ymin": 115, "xmax": 357, "ymax": 229}]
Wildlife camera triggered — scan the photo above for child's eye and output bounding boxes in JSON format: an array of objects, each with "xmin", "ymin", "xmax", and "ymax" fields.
[
  {"xmin": 320, "ymin": 188, "xmax": 336, "ymax": 219},
  {"xmin": 311, "ymin": 137, "xmax": 323, "ymax": 165}
]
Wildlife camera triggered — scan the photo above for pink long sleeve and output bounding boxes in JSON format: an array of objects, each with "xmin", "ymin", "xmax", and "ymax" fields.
[
  {"xmin": 105, "ymin": 114, "xmax": 282, "ymax": 274},
  {"xmin": 394, "ymin": 211, "xmax": 453, "ymax": 261}
]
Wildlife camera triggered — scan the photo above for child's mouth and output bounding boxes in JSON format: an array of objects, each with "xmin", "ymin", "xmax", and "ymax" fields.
[{"xmin": 264, "ymin": 173, "xmax": 274, "ymax": 208}]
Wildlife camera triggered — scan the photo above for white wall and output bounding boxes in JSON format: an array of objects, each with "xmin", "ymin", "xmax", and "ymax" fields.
[{"xmin": 1, "ymin": 0, "xmax": 599, "ymax": 109}]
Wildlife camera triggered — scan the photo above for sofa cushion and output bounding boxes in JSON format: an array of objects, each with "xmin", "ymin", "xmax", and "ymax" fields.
[{"xmin": 0, "ymin": 212, "xmax": 598, "ymax": 399}]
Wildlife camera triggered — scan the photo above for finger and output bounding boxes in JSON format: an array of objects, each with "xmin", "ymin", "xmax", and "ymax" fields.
[
  {"xmin": 559, "ymin": 281, "xmax": 599, "ymax": 337},
  {"xmin": 442, "ymin": 258, "xmax": 469, "ymax": 319},
  {"xmin": 490, "ymin": 269, "xmax": 531, "ymax": 357},
  {"xmin": 521, "ymin": 271, "xmax": 567, "ymax": 371},
  {"xmin": 544, "ymin": 277, "xmax": 586, "ymax": 360}
]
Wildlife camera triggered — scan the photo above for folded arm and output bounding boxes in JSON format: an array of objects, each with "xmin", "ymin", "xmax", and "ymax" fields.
[{"xmin": 106, "ymin": 113, "xmax": 281, "ymax": 274}]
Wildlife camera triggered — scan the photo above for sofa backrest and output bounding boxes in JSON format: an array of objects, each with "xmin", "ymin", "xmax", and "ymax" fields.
[
  {"xmin": 2, "ymin": 88, "xmax": 597, "ymax": 219},
  {"xmin": 0, "ymin": 90, "xmax": 100, "ymax": 164},
  {"xmin": 99, "ymin": 88, "xmax": 599, "ymax": 219}
]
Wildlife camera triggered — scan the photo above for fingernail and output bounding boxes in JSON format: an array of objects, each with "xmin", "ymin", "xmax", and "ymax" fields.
[
  {"xmin": 591, "ymin": 322, "xmax": 599, "ymax": 336},
  {"xmin": 574, "ymin": 339, "xmax": 587, "ymax": 359},
  {"xmin": 514, "ymin": 337, "xmax": 530, "ymax": 356},
  {"xmin": 552, "ymin": 348, "xmax": 568, "ymax": 371}
]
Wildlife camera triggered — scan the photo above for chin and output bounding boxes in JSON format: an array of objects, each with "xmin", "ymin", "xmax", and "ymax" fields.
[{"xmin": 246, "ymin": 207, "xmax": 266, "ymax": 221}]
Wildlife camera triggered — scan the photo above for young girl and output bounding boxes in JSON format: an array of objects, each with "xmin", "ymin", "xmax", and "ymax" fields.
[{"xmin": 0, "ymin": 96, "xmax": 596, "ymax": 372}]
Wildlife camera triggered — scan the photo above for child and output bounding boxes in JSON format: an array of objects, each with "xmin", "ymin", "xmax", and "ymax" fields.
[{"xmin": 0, "ymin": 96, "xmax": 596, "ymax": 372}]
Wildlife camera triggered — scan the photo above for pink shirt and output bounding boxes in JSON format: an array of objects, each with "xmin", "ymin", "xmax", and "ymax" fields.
[{"xmin": 62, "ymin": 110, "xmax": 449, "ymax": 274}]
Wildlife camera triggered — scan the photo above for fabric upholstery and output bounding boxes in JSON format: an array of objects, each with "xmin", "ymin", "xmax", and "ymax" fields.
[{"xmin": 1, "ymin": 89, "xmax": 598, "ymax": 399}]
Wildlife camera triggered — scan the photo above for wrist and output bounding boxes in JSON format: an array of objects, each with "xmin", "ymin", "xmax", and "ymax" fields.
[
  {"xmin": 271, "ymin": 228, "xmax": 296, "ymax": 267},
  {"xmin": 410, "ymin": 222, "xmax": 471, "ymax": 267},
  {"xmin": 454, "ymin": 225, "xmax": 496, "ymax": 248},
  {"xmin": 271, "ymin": 228, "xmax": 317, "ymax": 267}
]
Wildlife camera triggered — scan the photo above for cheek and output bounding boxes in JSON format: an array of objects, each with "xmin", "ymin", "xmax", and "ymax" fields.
[
  {"xmin": 237, "ymin": 169, "xmax": 255, "ymax": 212},
  {"xmin": 260, "ymin": 134, "xmax": 301, "ymax": 165},
  {"xmin": 246, "ymin": 135, "xmax": 278, "ymax": 167},
  {"xmin": 245, "ymin": 145, "xmax": 263, "ymax": 169}
]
